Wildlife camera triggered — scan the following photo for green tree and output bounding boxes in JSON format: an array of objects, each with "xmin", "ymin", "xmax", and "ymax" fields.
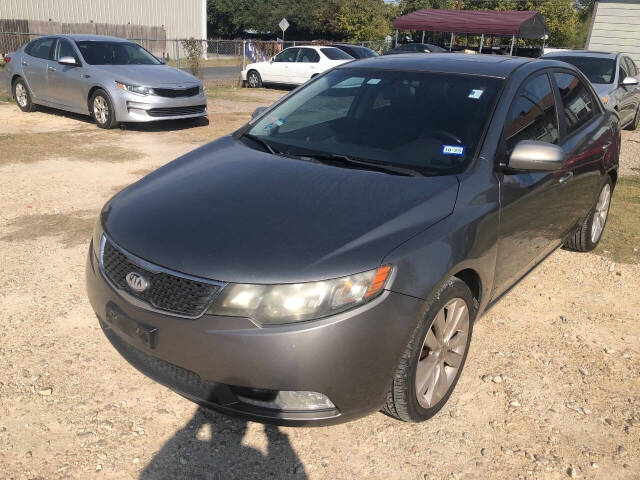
[{"xmin": 318, "ymin": 0, "xmax": 394, "ymax": 40}]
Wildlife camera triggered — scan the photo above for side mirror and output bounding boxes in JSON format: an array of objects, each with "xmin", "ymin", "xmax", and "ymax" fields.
[
  {"xmin": 251, "ymin": 106, "xmax": 268, "ymax": 119},
  {"xmin": 622, "ymin": 76, "xmax": 638, "ymax": 86},
  {"xmin": 58, "ymin": 56, "xmax": 78, "ymax": 66},
  {"xmin": 507, "ymin": 140, "xmax": 564, "ymax": 171},
  {"xmin": 156, "ymin": 56, "xmax": 166, "ymax": 64}
]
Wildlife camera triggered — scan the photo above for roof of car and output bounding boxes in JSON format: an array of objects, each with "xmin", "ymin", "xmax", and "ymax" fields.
[
  {"xmin": 339, "ymin": 53, "xmax": 538, "ymax": 78},
  {"xmin": 543, "ymin": 50, "xmax": 618, "ymax": 59},
  {"xmin": 285, "ymin": 45, "xmax": 343, "ymax": 51},
  {"xmin": 42, "ymin": 34, "xmax": 132, "ymax": 42}
]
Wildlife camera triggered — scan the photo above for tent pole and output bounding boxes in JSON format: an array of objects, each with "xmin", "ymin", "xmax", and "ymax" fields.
[
  {"xmin": 509, "ymin": 34, "xmax": 515, "ymax": 56},
  {"xmin": 422, "ymin": 31, "xmax": 425, "ymax": 43},
  {"xmin": 479, "ymin": 34, "xmax": 484, "ymax": 53},
  {"xmin": 395, "ymin": 29, "xmax": 398, "ymax": 47},
  {"xmin": 449, "ymin": 32, "xmax": 453, "ymax": 51}
]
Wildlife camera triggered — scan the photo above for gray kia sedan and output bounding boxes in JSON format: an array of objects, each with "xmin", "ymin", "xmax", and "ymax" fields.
[
  {"xmin": 5, "ymin": 34, "xmax": 207, "ymax": 128},
  {"xmin": 543, "ymin": 50, "xmax": 640, "ymax": 130},
  {"xmin": 86, "ymin": 54, "xmax": 619, "ymax": 425}
]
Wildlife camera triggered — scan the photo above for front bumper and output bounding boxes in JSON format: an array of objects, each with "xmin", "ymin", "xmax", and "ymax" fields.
[
  {"xmin": 110, "ymin": 87, "xmax": 208, "ymax": 122},
  {"xmin": 85, "ymin": 244, "xmax": 423, "ymax": 425}
]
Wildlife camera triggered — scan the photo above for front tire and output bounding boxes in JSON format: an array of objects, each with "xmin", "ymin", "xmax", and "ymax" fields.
[
  {"xmin": 90, "ymin": 89, "xmax": 119, "ymax": 129},
  {"xmin": 564, "ymin": 177, "xmax": 613, "ymax": 252},
  {"xmin": 13, "ymin": 78, "xmax": 37, "ymax": 112},
  {"xmin": 385, "ymin": 277, "xmax": 476, "ymax": 422},
  {"xmin": 246, "ymin": 70, "xmax": 262, "ymax": 88}
]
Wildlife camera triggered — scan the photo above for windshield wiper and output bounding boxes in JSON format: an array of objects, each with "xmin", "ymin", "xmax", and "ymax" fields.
[
  {"xmin": 296, "ymin": 152, "xmax": 424, "ymax": 177},
  {"xmin": 242, "ymin": 133, "xmax": 280, "ymax": 155}
]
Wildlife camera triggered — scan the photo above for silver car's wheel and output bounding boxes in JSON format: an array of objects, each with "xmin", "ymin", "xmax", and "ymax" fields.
[
  {"xmin": 15, "ymin": 82, "xmax": 28, "ymax": 107},
  {"xmin": 93, "ymin": 96, "xmax": 109, "ymax": 125},
  {"xmin": 590, "ymin": 183, "xmax": 611, "ymax": 244},
  {"xmin": 415, "ymin": 298, "xmax": 470, "ymax": 409}
]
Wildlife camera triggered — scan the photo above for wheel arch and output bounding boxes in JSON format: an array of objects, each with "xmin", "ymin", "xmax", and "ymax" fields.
[
  {"xmin": 452, "ymin": 268, "xmax": 482, "ymax": 305},
  {"xmin": 87, "ymin": 85, "xmax": 105, "ymax": 110}
]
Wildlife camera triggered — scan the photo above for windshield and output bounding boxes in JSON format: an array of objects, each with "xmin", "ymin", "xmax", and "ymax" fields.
[
  {"xmin": 549, "ymin": 56, "xmax": 616, "ymax": 84},
  {"xmin": 246, "ymin": 68, "xmax": 502, "ymax": 175},
  {"xmin": 75, "ymin": 41, "xmax": 161, "ymax": 65}
]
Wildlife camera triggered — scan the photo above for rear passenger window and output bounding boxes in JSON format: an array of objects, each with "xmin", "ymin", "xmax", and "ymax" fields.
[
  {"xmin": 29, "ymin": 38, "xmax": 55, "ymax": 60},
  {"xmin": 553, "ymin": 72, "xmax": 597, "ymax": 136},
  {"xmin": 297, "ymin": 48, "xmax": 320, "ymax": 63},
  {"xmin": 504, "ymin": 73, "xmax": 558, "ymax": 152}
]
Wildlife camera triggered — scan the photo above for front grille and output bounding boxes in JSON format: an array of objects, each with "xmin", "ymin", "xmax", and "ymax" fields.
[
  {"xmin": 101, "ymin": 239, "xmax": 220, "ymax": 316},
  {"xmin": 147, "ymin": 105, "xmax": 206, "ymax": 117},
  {"xmin": 154, "ymin": 86, "xmax": 200, "ymax": 98}
]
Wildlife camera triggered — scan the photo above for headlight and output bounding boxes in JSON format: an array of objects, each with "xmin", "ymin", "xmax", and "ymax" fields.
[
  {"xmin": 208, "ymin": 266, "xmax": 392, "ymax": 325},
  {"xmin": 115, "ymin": 81, "xmax": 154, "ymax": 95}
]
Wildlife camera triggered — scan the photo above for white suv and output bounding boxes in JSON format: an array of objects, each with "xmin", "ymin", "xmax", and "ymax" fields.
[{"xmin": 242, "ymin": 46, "xmax": 353, "ymax": 87}]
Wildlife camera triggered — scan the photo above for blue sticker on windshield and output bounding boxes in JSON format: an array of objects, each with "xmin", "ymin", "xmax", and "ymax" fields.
[{"xmin": 442, "ymin": 145, "xmax": 465, "ymax": 156}]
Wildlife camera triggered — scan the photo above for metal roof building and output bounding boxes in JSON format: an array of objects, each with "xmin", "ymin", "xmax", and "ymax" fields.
[
  {"xmin": 587, "ymin": 0, "xmax": 640, "ymax": 64},
  {"xmin": 0, "ymin": 0, "xmax": 207, "ymax": 41}
]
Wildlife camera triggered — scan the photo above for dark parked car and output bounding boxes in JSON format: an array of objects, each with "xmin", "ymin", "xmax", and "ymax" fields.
[
  {"xmin": 333, "ymin": 44, "xmax": 379, "ymax": 59},
  {"xmin": 542, "ymin": 50, "xmax": 640, "ymax": 130},
  {"xmin": 87, "ymin": 54, "xmax": 619, "ymax": 426},
  {"xmin": 384, "ymin": 43, "xmax": 446, "ymax": 55}
]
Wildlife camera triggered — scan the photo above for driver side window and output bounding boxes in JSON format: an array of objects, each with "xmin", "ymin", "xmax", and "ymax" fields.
[
  {"xmin": 504, "ymin": 73, "xmax": 558, "ymax": 153},
  {"xmin": 53, "ymin": 39, "xmax": 79, "ymax": 62}
]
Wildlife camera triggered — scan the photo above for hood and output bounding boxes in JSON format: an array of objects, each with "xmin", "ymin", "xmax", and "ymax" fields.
[
  {"xmin": 90, "ymin": 65, "xmax": 200, "ymax": 86},
  {"xmin": 103, "ymin": 136, "xmax": 459, "ymax": 284}
]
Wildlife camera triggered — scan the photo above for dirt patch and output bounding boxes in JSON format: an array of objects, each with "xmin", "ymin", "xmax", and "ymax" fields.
[
  {"xmin": 0, "ymin": 130, "xmax": 143, "ymax": 165},
  {"xmin": 1, "ymin": 210, "xmax": 98, "ymax": 248}
]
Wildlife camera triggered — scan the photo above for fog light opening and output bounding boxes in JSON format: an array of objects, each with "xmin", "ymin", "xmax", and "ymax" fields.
[{"xmin": 235, "ymin": 388, "xmax": 335, "ymax": 411}]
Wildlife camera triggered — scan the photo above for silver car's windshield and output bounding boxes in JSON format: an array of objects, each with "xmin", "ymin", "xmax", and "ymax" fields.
[
  {"xmin": 548, "ymin": 56, "xmax": 616, "ymax": 84},
  {"xmin": 75, "ymin": 41, "xmax": 161, "ymax": 65},
  {"xmin": 246, "ymin": 68, "xmax": 502, "ymax": 175}
]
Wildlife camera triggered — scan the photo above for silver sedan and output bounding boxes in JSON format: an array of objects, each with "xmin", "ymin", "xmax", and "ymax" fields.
[{"xmin": 5, "ymin": 34, "xmax": 207, "ymax": 129}]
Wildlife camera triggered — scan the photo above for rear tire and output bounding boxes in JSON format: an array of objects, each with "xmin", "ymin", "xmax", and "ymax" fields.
[
  {"xmin": 384, "ymin": 277, "xmax": 476, "ymax": 422},
  {"xmin": 90, "ymin": 89, "xmax": 119, "ymax": 129},
  {"xmin": 247, "ymin": 70, "xmax": 262, "ymax": 88},
  {"xmin": 13, "ymin": 78, "xmax": 37, "ymax": 112},
  {"xmin": 564, "ymin": 177, "xmax": 613, "ymax": 252}
]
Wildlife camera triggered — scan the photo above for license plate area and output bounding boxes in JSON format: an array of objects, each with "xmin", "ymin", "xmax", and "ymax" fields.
[{"xmin": 105, "ymin": 303, "xmax": 158, "ymax": 349}]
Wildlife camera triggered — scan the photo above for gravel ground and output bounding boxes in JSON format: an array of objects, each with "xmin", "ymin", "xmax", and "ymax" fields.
[
  {"xmin": 619, "ymin": 127, "xmax": 640, "ymax": 176},
  {"xmin": 0, "ymin": 92, "xmax": 639, "ymax": 480}
]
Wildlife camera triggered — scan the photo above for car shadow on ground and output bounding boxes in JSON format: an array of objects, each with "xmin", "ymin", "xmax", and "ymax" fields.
[
  {"xmin": 29, "ymin": 104, "xmax": 211, "ymax": 132},
  {"xmin": 140, "ymin": 407, "xmax": 307, "ymax": 480}
]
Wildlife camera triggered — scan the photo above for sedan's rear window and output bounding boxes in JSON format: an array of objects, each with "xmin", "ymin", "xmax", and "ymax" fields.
[
  {"xmin": 321, "ymin": 48, "xmax": 353, "ymax": 60},
  {"xmin": 247, "ymin": 69, "xmax": 503, "ymax": 175},
  {"xmin": 75, "ymin": 41, "xmax": 161, "ymax": 65},
  {"xmin": 547, "ymin": 56, "xmax": 616, "ymax": 84}
]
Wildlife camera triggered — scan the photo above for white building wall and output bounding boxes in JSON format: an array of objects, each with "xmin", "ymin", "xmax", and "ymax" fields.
[
  {"xmin": 1, "ymin": 0, "xmax": 206, "ymax": 40},
  {"xmin": 587, "ymin": 0, "xmax": 640, "ymax": 64}
]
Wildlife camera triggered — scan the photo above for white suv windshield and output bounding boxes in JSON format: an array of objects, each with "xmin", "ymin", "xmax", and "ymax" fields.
[{"xmin": 247, "ymin": 69, "xmax": 502, "ymax": 175}]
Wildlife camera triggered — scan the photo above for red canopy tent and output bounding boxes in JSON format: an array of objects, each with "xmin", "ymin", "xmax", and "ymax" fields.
[{"xmin": 393, "ymin": 9, "xmax": 549, "ymax": 54}]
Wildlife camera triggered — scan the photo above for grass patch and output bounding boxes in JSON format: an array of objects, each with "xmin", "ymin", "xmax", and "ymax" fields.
[
  {"xmin": 0, "ymin": 130, "xmax": 143, "ymax": 165},
  {"xmin": 166, "ymin": 57, "xmax": 241, "ymax": 69},
  {"xmin": 595, "ymin": 176, "xmax": 640, "ymax": 264},
  {"xmin": 205, "ymin": 86, "xmax": 274, "ymax": 103}
]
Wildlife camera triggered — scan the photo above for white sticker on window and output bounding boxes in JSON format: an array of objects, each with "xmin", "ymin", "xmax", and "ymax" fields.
[
  {"xmin": 468, "ymin": 89, "xmax": 484, "ymax": 99},
  {"xmin": 441, "ymin": 145, "xmax": 465, "ymax": 155}
]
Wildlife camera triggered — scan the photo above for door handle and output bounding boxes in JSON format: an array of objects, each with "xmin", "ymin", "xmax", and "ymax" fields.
[
  {"xmin": 22, "ymin": 61, "xmax": 28, "ymax": 66},
  {"xmin": 601, "ymin": 141, "xmax": 612, "ymax": 150},
  {"xmin": 559, "ymin": 171, "xmax": 573, "ymax": 185},
  {"xmin": 48, "ymin": 66, "xmax": 56, "ymax": 72}
]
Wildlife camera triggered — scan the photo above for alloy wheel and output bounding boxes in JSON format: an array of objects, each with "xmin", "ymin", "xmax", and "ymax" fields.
[
  {"xmin": 415, "ymin": 297, "xmax": 469, "ymax": 409},
  {"xmin": 248, "ymin": 73, "xmax": 258, "ymax": 87},
  {"xmin": 591, "ymin": 183, "xmax": 611, "ymax": 243},
  {"xmin": 15, "ymin": 82, "xmax": 28, "ymax": 107},
  {"xmin": 93, "ymin": 96, "xmax": 109, "ymax": 125}
]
